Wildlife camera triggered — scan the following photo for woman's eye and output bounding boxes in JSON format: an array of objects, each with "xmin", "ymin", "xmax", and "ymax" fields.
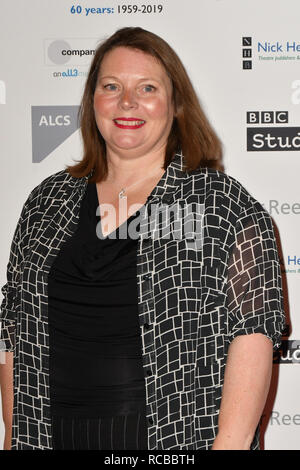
[
  {"xmin": 142, "ymin": 85, "xmax": 156, "ymax": 92},
  {"xmin": 103, "ymin": 84, "xmax": 118, "ymax": 91}
]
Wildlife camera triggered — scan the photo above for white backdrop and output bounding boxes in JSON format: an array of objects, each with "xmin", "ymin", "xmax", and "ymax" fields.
[{"xmin": 0, "ymin": 0, "xmax": 299, "ymax": 450}]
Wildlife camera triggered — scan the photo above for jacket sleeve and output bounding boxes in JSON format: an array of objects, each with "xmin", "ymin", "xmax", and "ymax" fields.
[
  {"xmin": 0, "ymin": 193, "xmax": 33, "ymax": 352},
  {"xmin": 225, "ymin": 199, "xmax": 286, "ymax": 351}
]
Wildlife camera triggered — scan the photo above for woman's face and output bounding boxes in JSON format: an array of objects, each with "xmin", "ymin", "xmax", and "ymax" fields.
[{"xmin": 93, "ymin": 46, "xmax": 174, "ymax": 158}]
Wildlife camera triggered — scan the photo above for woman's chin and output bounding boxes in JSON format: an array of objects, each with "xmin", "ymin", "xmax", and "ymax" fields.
[{"xmin": 111, "ymin": 139, "xmax": 144, "ymax": 151}]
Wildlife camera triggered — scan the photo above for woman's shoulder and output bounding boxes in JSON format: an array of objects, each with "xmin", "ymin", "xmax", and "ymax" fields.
[
  {"xmin": 20, "ymin": 169, "xmax": 75, "ymax": 220},
  {"xmin": 190, "ymin": 166, "xmax": 250, "ymax": 195},
  {"xmin": 31, "ymin": 168, "xmax": 73, "ymax": 193},
  {"xmin": 26, "ymin": 169, "xmax": 73, "ymax": 201},
  {"xmin": 188, "ymin": 167, "xmax": 269, "ymax": 221},
  {"xmin": 191, "ymin": 168, "xmax": 253, "ymax": 203}
]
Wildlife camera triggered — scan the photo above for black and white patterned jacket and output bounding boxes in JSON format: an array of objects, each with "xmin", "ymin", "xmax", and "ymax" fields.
[{"xmin": 0, "ymin": 152, "xmax": 285, "ymax": 450}]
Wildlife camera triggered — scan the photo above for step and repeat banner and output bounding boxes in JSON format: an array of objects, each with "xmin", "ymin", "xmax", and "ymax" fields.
[{"xmin": 0, "ymin": 0, "xmax": 299, "ymax": 450}]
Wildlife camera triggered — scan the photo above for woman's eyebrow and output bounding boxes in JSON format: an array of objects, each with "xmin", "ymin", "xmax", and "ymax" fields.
[
  {"xmin": 98, "ymin": 75, "xmax": 161, "ymax": 82},
  {"xmin": 98, "ymin": 75, "xmax": 119, "ymax": 80},
  {"xmin": 137, "ymin": 77, "xmax": 160, "ymax": 82}
]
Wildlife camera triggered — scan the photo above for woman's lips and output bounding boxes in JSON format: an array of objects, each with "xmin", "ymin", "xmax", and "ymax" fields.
[{"xmin": 113, "ymin": 118, "xmax": 146, "ymax": 129}]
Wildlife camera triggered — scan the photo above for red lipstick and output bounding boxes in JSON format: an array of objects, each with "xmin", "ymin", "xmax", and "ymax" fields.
[{"xmin": 113, "ymin": 117, "xmax": 146, "ymax": 129}]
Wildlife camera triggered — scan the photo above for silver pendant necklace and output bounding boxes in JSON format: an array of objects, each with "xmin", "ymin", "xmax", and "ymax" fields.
[
  {"xmin": 118, "ymin": 167, "xmax": 163, "ymax": 199},
  {"xmin": 118, "ymin": 188, "xmax": 126, "ymax": 199}
]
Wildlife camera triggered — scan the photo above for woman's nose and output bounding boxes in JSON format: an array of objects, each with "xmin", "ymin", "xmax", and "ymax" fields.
[{"xmin": 119, "ymin": 88, "xmax": 138, "ymax": 110}]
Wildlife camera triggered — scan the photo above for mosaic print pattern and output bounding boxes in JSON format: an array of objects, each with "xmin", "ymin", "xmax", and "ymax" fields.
[{"xmin": 0, "ymin": 153, "xmax": 285, "ymax": 449}]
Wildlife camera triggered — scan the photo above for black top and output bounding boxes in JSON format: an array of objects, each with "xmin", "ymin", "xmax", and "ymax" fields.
[{"xmin": 48, "ymin": 182, "xmax": 147, "ymax": 418}]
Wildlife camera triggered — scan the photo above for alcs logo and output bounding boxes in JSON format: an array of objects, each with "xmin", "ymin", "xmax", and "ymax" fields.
[
  {"xmin": 31, "ymin": 105, "xmax": 79, "ymax": 162},
  {"xmin": 39, "ymin": 115, "xmax": 71, "ymax": 126}
]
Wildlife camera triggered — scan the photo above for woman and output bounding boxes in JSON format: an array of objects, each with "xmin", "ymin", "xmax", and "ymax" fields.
[{"xmin": 0, "ymin": 27, "xmax": 285, "ymax": 450}]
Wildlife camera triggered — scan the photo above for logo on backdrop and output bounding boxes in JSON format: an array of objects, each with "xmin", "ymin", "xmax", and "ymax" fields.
[
  {"xmin": 243, "ymin": 37, "xmax": 300, "ymax": 65},
  {"xmin": 45, "ymin": 38, "xmax": 96, "ymax": 78},
  {"xmin": 242, "ymin": 37, "xmax": 252, "ymax": 69},
  {"xmin": 273, "ymin": 340, "xmax": 300, "ymax": 364},
  {"xmin": 261, "ymin": 199, "xmax": 300, "ymax": 216},
  {"xmin": 258, "ymin": 40, "xmax": 300, "ymax": 63},
  {"xmin": 246, "ymin": 110, "xmax": 300, "ymax": 151},
  {"xmin": 31, "ymin": 106, "xmax": 80, "ymax": 162},
  {"xmin": 260, "ymin": 410, "xmax": 300, "ymax": 426}
]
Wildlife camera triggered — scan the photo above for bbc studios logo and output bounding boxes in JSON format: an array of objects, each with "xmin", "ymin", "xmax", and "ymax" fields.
[{"xmin": 246, "ymin": 110, "xmax": 300, "ymax": 151}]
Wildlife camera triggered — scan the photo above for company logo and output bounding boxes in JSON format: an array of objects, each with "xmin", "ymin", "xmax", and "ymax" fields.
[
  {"xmin": 258, "ymin": 41, "xmax": 300, "ymax": 53},
  {"xmin": 31, "ymin": 106, "xmax": 80, "ymax": 162},
  {"xmin": 0, "ymin": 80, "xmax": 6, "ymax": 104},
  {"xmin": 247, "ymin": 111, "xmax": 289, "ymax": 124},
  {"xmin": 257, "ymin": 40, "xmax": 300, "ymax": 63},
  {"xmin": 242, "ymin": 36, "xmax": 252, "ymax": 69},
  {"xmin": 241, "ymin": 37, "xmax": 300, "ymax": 65},
  {"xmin": 246, "ymin": 110, "xmax": 300, "ymax": 151},
  {"xmin": 52, "ymin": 69, "xmax": 89, "ymax": 78},
  {"xmin": 273, "ymin": 340, "xmax": 300, "ymax": 364},
  {"xmin": 45, "ymin": 38, "xmax": 96, "ymax": 66}
]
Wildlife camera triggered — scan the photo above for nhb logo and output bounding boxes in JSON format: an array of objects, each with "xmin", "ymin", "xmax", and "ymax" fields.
[
  {"xmin": 242, "ymin": 36, "xmax": 252, "ymax": 70},
  {"xmin": 31, "ymin": 106, "xmax": 79, "ymax": 162}
]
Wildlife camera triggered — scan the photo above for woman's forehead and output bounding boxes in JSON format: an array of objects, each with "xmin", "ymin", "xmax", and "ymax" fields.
[{"xmin": 98, "ymin": 47, "xmax": 169, "ymax": 80}]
